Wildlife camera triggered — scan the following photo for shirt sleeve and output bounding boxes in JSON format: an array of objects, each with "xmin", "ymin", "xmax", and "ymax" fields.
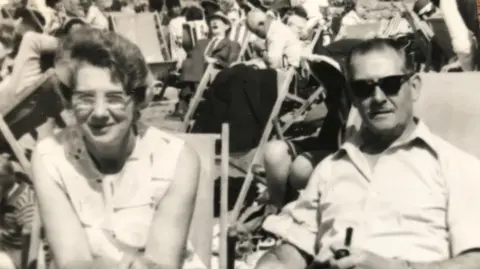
[
  {"xmin": 266, "ymin": 26, "xmax": 285, "ymax": 69},
  {"xmin": 445, "ymin": 149, "xmax": 480, "ymax": 256},
  {"xmin": 284, "ymin": 33, "xmax": 303, "ymax": 68},
  {"xmin": 7, "ymin": 32, "xmax": 58, "ymax": 94},
  {"xmin": 262, "ymin": 156, "xmax": 331, "ymax": 255}
]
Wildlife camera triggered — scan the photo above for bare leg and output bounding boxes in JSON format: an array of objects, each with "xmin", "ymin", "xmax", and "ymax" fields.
[
  {"xmin": 263, "ymin": 140, "xmax": 293, "ymax": 208},
  {"xmin": 255, "ymin": 243, "xmax": 310, "ymax": 269},
  {"xmin": 288, "ymin": 155, "xmax": 315, "ymax": 190},
  {"xmin": 0, "ymin": 252, "xmax": 16, "ymax": 269}
]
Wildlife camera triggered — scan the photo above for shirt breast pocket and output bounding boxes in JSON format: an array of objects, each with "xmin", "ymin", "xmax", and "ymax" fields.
[{"xmin": 111, "ymin": 199, "xmax": 155, "ymax": 249}]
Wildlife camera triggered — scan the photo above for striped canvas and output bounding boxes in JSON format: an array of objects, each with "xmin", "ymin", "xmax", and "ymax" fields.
[{"xmin": 183, "ymin": 20, "xmax": 209, "ymax": 47}]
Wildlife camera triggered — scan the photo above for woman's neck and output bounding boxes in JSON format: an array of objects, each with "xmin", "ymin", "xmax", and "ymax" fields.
[{"xmin": 85, "ymin": 129, "xmax": 137, "ymax": 174}]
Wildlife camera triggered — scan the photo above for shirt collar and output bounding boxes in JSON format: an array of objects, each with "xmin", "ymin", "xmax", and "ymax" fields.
[
  {"xmin": 63, "ymin": 123, "xmax": 150, "ymax": 180},
  {"xmin": 337, "ymin": 119, "xmax": 438, "ymax": 158}
]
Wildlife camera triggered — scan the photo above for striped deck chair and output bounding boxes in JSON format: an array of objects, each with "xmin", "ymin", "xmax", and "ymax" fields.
[
  {"xmin": 24, "ymin": 124, "xmax": 231, "ymax": 269},
  {"xmin": 109, "ymin": 12, "xmax": 172, "ymax": 71},
  {"xmin": 344, "ymin": 72, "xmax": 480, "ymax": 159},
  {"xmin": 183, "ymin": 20, "xmax": 209, "ymax": 49},
  {"xmin": 0, "ymin": 6, "xmax": 14, "ymax": 19},
  {"xmin": 229, "ymin": 20, "xmax": 252, "ymax": 61}
]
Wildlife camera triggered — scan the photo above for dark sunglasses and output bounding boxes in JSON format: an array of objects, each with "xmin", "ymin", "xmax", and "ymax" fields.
[{"xmin": 349, "ymin": 74, "xmax": 413, "ymax": 99}]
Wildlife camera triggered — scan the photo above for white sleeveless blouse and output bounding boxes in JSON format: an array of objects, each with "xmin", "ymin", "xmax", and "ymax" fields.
[{"xmin": 34, "ymin": 125, "xmax": 206, "ymax": 269}]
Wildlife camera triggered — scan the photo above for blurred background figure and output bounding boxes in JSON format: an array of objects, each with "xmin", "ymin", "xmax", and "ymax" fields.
[{"xmin": 201, "ymin": 0, "xmax": 220, "ymax": 17}]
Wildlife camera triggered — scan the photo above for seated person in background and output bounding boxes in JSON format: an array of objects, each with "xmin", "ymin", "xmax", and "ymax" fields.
[
  {"xmin": 176, "ymin": 10, "xmax": 240, "ymax": 117},
  {"xmin": 63, "ymin": 0, "xmax": 87, "ymax": 17},
  {"xmin": 283, "ymin": 6, "xmax": 309, "ymax": 41},
  {"xmin": 81, "ymin": 0, "xmax": 109, "ymax": 29},
  {"xmin": 168, "ymin": 4, "xmax": 186, "ymax": 62},
  {"xmin": 261, "ymin": 57, "xmax": 348, "ymax": 210},
  {"xmin": 33, "ymin": 27, "xmax": 204, "ymax": 269},
  {"xmin": 256, "ymin": 38, "xmax": 480, "ymax": 269},
  {"xmin": 431, "ymin": 0, "xmax": 478, "ymax": 70},
  {"xmin": 334, "ymin": 0, "xmax": 368, "ymax": 40},
  {"xmin": 119, "ymin": 0, "xmax": 136, "ymax": 13},
  {"xmin": 43, "ymin": 0, "xmax": 68, "ymax": 34},
  {"xmin": 246, "ymin": 8, "xmax": 303, "ymax": 69},
  {"xmin": 200, "ymin": 0, "xmax": 220, "ymax": 18},
  {"xmin": 0, "ymin": 154, "xmax": 35, "ymax": 269}
]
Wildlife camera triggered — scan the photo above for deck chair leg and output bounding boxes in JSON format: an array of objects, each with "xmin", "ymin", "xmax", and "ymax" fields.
[
  {"xmin": 182, "ymin": 64, "xmax": 215, "ymax": 131},
  {"xmin": 219, "ymin": 123, "xmax": 230, "ymax": 269},
  {"xmin": 230, "ymin": 68, "xmax": 296, "ymax": 223}
]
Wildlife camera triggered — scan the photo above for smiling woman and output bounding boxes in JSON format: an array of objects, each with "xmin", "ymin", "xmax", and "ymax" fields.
[{"xmin": 31, "ymin": 27, "xmax": 204, "ymax": 269}]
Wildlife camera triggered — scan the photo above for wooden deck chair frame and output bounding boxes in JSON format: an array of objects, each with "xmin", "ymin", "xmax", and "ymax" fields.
[
  {"xmin": 0, "ymin": 71, "xmax": 65, "ymax": 269},
  {"xmin": 182, "ymin": 63, "xmax": 221, "ymax": 132},
  {"xmin": 229, "ymin": 67, "xmax": 296, "ymax": 223},
  {"xmin": 229, "ymin": 25, "xmax": 329, "ymax": 223},
  {"xmin": 24, "ymin": 124, "xmax": 231, "ymax": 269},
  {"xmin": 109, "ymin": 12, "xmax": 172, "ymax": 63}
]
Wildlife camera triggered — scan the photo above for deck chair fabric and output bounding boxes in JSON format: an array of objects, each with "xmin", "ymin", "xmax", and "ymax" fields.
[
  {"xmin": 26, "ymin": 128, "xmax": 230, "ymax": 269},
  {"xmin": 183, "ymin": 20, "xmax": 209, "ymax": 50},
  {"xmin": 344, "ymin": 72, "xmax": 480, "ymax": 158},
  {"xmin": 176, "ymin": 131, "xmax": 229, "ymax": 269},
  {"xmin": 110, "ymin": 12, "xmax": 169, "ymax": 63}
]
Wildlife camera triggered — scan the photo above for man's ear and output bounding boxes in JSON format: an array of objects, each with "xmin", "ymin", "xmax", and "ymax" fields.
[{"xmin": 410, "ymin": 73, "xmax": 422, "ymax": 101}]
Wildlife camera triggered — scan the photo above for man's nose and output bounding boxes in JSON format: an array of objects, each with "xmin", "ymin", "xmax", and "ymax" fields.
[{"xmin": 372, "ymin": 86, "xmax": 387, "ymax": 103}]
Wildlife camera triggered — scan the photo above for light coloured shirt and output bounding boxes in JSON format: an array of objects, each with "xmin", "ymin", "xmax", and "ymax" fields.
[
  {"xmin": 33, "ymin": 125, "xmax": 206, "ymax": 269},
  {"xmin": 266, "ymin": 19, "xmax": 303, "ymax": 69},
  {"xmin": 85, "ymin": 4, "xmax": 109, "ymax": 30},
  {"xmin": 263, "ymin": 121, "xmax": 480, "ymax": 262},
  {"xmin": 168, "ymin": 16, "xmax": 187, "ymax": 61}
]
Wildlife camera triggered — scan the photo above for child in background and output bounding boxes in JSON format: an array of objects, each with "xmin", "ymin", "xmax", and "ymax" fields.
[{"xmin": 0, "ymin": 154, "xmax": 35, "ymax": 269}]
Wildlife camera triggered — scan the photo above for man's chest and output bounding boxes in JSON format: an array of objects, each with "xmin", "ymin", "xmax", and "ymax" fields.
[{"xmin": 319, "ymin": 150, "xmax": 447, "ymax": 232}]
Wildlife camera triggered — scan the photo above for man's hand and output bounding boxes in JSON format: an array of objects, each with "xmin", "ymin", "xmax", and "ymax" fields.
[{"xmin": 323, "ymin": 247, "xmax": 408, "ymax": 269}]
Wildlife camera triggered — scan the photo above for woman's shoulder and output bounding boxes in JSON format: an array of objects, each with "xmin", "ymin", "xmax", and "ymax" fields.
[
  {"xmin": 139, "ymin": 125, "xmax": 186, "ymax": 149},
  {"xmin": 34, "ymin": 128, "xmax": 73, "ymax": 157}
]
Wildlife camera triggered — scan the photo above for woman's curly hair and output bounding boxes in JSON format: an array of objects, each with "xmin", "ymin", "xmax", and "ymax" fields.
[{"xmin": 56, "ymin": 27, "xmax": 149, "ymax": 104}]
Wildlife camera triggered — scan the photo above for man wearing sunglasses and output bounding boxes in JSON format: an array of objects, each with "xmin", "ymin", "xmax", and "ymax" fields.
[{"xmin": 255, "ymin": 38, "xmax": 480, "ymax": 269}]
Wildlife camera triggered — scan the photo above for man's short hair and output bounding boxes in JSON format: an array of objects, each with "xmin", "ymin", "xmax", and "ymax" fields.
[{"xmin": 345, "ymin": 38, "xmax": 415, "ymax": 80}]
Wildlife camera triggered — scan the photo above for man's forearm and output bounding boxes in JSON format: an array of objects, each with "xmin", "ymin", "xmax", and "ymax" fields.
[{"xmin": 410, "ymin": 252, "xmax": 480, "ymax": 269}]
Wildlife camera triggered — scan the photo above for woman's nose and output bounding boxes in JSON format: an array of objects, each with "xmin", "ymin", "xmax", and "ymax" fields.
[{"xmin": 91, "ymin": 98, "xmax": 109, "ymax": 120}]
